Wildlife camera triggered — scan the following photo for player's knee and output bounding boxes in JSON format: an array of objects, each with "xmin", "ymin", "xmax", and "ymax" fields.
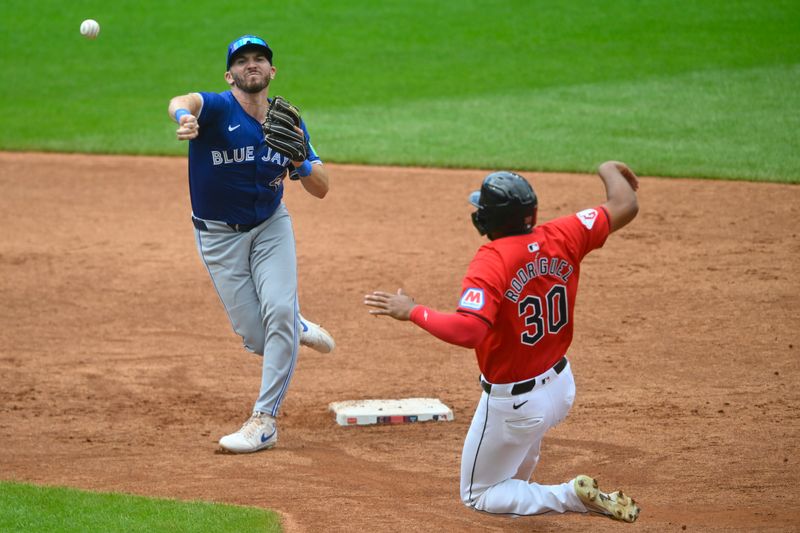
[
  {"xmin": 242, "ymin": 338, "xmax": 265, "ymax": 355},
  {"xmin": 462, "ymin": 495, "xmax": 490, "ymax": 513},
  {"xmin": 460, "ymin": 486, "xmax": 481, "ymax": 509},
  {"xmin": 461, "ymin": 482, "xmax": 506, "ymax": 514},
  {"xmin": 228, "ymin": 306, "xmax": 266, "ymax": 354},
  {"xmin": 463, "ymin": 491, "xmax": 505, "ymax": 515},
  {"xmin": 235, "ymin": 320, "xmax": 266, "ymax": 355}
]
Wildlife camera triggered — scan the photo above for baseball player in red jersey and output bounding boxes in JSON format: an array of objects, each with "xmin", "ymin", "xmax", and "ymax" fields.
[{"xmin": 364, "ymin": 161, "xmax": 641, "ymax": 522}]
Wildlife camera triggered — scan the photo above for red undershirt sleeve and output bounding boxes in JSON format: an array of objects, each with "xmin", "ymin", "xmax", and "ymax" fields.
[{"xmin": 409, "ymin": 306, "xmax": 489, "ymax": 348}]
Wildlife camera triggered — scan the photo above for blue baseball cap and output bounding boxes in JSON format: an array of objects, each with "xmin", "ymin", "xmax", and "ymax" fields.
[{"xmin": 226, "ymin": 35, "xmax": 273, "ymax": 69}]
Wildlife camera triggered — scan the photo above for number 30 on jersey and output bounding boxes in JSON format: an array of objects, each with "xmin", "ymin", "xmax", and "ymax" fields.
[{"xmin": 518, "ymin": 285, "xmax": 568, "ymax": 346}]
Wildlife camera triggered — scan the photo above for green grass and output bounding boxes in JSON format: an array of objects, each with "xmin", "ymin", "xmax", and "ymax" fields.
[
  {"xmin": 0, "ymin": 0, "xmax": 798, "ymax": 181},
  {"xmin": 0, "ymin": 481, "xmax": 281, "ymax": 533}
]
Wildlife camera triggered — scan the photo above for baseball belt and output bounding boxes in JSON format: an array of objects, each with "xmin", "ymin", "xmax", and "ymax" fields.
[
  {"xmin": 481, "ymin": 356, "xmax": 568, "ymax": 396},
  {"xmin": 192, "ymin": 216, "xmax": 264, "ymax": 233}
]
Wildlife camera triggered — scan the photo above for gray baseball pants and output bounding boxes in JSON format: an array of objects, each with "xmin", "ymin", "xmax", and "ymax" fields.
[{"xmin": 192, "ymin": 203, "xmax": 299, "ymax": 416}]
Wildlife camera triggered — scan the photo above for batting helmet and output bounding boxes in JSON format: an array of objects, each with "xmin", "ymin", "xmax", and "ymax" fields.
[{"xmin": 469, "ymin": 171, "xmax": 538, "ymax": 239}]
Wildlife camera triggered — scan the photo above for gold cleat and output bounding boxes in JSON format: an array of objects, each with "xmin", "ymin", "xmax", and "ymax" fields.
[{"xmin": 574, "ymin": 475, "xmax": 641, "ymax": 523}]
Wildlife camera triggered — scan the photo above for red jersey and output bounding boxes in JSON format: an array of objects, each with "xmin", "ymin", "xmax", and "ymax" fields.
[{"xmin": 456, "ymin": 206, "xmax": 610, "ymax": 383}]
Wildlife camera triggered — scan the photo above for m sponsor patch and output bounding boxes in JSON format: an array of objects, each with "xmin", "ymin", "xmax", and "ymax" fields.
[
  {"xmin": 576, "ymin": 208, "xmax": 599, "ymax": 230},
  {"xmin": 459, "ymin": 288, "xmax": 485, "ymax": 310}
]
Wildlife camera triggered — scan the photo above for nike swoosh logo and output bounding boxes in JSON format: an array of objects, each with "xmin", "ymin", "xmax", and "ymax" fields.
[
  {"xmin": 260, "ymin": 429, "xmax": 276, "ymax": 443},
  {"xmin": 512, "ymin": 400, "xmax": 528, "ymax": 410},
  {"xmin": 228, "ymin": 124, "xmax": 241, "ymax": 132}
]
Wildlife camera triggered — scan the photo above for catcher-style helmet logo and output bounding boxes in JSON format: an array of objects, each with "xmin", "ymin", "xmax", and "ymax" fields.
[
  {"xmin": 576, "ymin": 209, "xmax": 599, "ymax": 230},
  {"xmin": 460, "ymin": 288, "xmax": 485, "ymax": 310}
]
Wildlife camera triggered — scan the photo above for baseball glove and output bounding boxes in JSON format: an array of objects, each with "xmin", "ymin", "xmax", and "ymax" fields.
[{"xmin": 262, "ymin": 96, "xmax": 308, "ymax": 162}]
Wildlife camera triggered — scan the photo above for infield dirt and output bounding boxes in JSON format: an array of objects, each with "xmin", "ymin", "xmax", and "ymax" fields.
[{"xmin": 1, "ymin": 152, "xmax": 798, "ymax": 532}]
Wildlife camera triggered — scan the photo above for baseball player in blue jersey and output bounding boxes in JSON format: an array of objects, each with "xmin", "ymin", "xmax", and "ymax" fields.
[{"xmin": 167, "ymin": 35, "xmax": 334, "ymax": 454}]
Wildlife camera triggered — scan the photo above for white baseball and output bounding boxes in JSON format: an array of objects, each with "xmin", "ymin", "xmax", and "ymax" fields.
[{"xmin": 80, "ymin": 19, "xmax": 100, "ymax": 40}]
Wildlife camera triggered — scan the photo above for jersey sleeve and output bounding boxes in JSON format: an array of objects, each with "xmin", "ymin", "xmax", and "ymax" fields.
[
  {"xmin": 196, "ymin": 92, "xmax": 227, "ymax": 125},
  {"xmin": 554, "ymin": 205, "xmax": 611, "ymax": 261},
  {"xmin": 456, "ymin": 246, "xmax": 506, "ymax": 327},
  {"xmin": 409, "ymin": 306, "xmax": 489, "ymax": 348}
]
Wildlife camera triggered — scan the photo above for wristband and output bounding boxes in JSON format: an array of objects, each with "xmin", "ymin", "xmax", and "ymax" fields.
[
  {"xmin": 174, "ymin": 108, "xmax": 190, "ymax": 123},
  {"xmin": 296, "ymin": 160, "xmax": 313, "ymax": 177}
]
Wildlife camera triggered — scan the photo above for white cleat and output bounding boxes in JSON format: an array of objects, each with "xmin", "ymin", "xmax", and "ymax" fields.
[
  {"xmin": 298, "ymin": 314, "xmax": 335, "ymax": 354},
  {"xmin": 219, "ymin": 412, "xmax": 278, "ymax": 454}
]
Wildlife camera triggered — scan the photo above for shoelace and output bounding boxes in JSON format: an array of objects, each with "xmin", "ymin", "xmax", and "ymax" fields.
[{"xmin": 239, "ymin": 413, "xmax": 271, "ymax": 438}]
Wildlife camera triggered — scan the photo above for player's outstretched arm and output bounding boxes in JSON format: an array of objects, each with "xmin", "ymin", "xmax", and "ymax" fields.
[
  {"xmin": 168, "ymin": 93, "xmax": 203, "ymax": 141},
  {"xmin": 364, "ymin": 289, "xmax": 489, "ymax": 347},
  {"xmin": 598, "ymin": 161, "xmax": 639, "ymax": 233}
]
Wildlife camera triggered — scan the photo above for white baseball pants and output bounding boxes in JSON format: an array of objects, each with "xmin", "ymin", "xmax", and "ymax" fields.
[{"xmin": 460, "ymin": 361, "xmax": 589, "ymax": 516}]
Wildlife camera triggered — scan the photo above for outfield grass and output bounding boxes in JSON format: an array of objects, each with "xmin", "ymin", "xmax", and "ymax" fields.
[
  {"xmin": 0, "ymin": 481, "xmax": 280, "ymax": 533},
  {"xmin": 1, "ymin": 0, "xmax": 797, "ymax": 181}
]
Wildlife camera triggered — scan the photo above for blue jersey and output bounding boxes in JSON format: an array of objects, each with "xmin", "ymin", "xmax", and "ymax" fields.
[{"xmin": 188, "ymin": 91, "xmax": 321, "ymax": 224}]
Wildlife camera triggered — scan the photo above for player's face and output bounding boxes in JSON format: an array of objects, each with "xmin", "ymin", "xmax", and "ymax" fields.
[{"xmin": 228, "ymin": 51, "xmax": 274, "ymax": 93}]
